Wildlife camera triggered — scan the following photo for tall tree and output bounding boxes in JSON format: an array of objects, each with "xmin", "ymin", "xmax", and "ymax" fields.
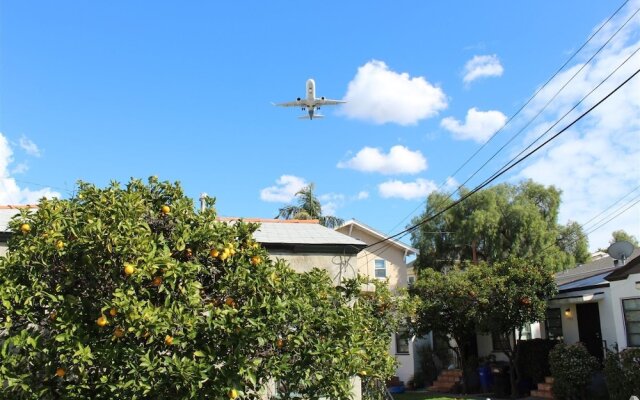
[
  {"xmin": 410, "ymin": 264, "xmax": 485, "ymax": 393},
  {"xmin": 410, "ymin": 180, "xmax": 589, "ymax": 272},
  {"xmin": 474, "ymin": 258, "xmax": 557, "ymax": 399},
  {"xmin": 610, "ymin": 229, "xmax": 639, "ymax": 246},
  {"xmin": 276, "ymin": 183, "xmax": 344, "ymax": 228}
]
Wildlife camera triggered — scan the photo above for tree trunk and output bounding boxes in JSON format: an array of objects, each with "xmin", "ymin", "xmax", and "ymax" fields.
[{"xmin": 506, "ymin": 331, "xmax": 518, "ymax": 399}]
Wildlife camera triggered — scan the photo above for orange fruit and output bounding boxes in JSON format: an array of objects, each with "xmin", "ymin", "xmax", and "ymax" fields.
[
  {"xmin": 161, "ymin": 205, "xmax": 171, "ymax": 215},
  {"xmin": 109, "ymin": 308, "xmax": 117, "ymax": 317},
  {"xmin": 186, "ymin": 248, "xmax": 193, "ymax": 257},
  {"xmin": 55, "ymin": 367, "xmax": 66, "ymax": 377},
  {"xmin": 96, "ymin": 315, "xmax": 108, "ymax": 327},
  {"xmin": 55, "ymin": 240, "xmax": 65, "ymax": 250},
  {"xmin": 210, "ymin": 249, "xmax": 219, "ymax": 258},
  {"xmin": 20, "ymin": 223, "xmax": 31, "ymax": 234},
  {"xmin": 250, "ymin": 256, "xmax": 261, "ymax": 266},
  {"xmin": 276, "ymin": 338, "xmax": 284, "ymax": 349},
  {"xmin": 164, "ymin": 335, "xmax": 173, "ymax": 345},
  {"xmin": 225, "ymin": 297, "xmax": 235, "ymax": 307},
  {"xmin": 113, "ymin": 327, "xmax": 125, "ymax": 338},
  {"xmin": 124, "ymin": 263, "xmax": 135, "ymax": 276},
  {"xmin": 229, "ymin": 389, "xmax": 239, "ymax": 399},
  {"xmin": 49, "ymin": 310, "xmax": 58, "ymax": 321},
  {"xmin": 152, "ymin": 276, "xmax": 163, "ymax": 287},
  {"xmin": 219, "ymin": 249, "xmax": 230, "ymax": 261}
]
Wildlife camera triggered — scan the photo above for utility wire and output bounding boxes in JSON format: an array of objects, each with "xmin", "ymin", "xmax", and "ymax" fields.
[
  {"xmin": 364, "ymin": 66, "xmax": 640, "ymax": 251},
  {"xmin": 380, "ymin": 0, "xmax": 634, "ymax": 237}
]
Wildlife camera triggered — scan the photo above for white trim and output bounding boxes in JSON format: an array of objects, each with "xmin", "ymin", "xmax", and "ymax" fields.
[{"xmin": 337, "ymin": 219, "xmax": 419, "ymax": 255}]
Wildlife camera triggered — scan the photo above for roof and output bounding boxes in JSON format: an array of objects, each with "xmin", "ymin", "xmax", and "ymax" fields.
[
  {"xmin": 217, "ymin": 218, "xmax": 366, "ymax": 251},
  {"xmin": 0, "ymin": 205, "xmax": 38, "ymax": 233},
  {"xmin": 555, "ymin": 247, "xmax": 640, "ymax": 286},
  {"xmin": 336, "ymin": 219, "xmax": 418, "ymax": 255},
  {"xmin": 605, "ymin": 253, "xmax": 640, "ymax": 281},
  {"xmin": 557, "ymin": 271, "xmax": 611, "ymax": 293}
]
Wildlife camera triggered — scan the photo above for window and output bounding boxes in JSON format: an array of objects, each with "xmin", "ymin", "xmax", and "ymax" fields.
[
  {"xmin": 491, "ymin": 332, "xmax": 510, "ymax": 352},
  {"xmin": 545, "ymin": 308, "xmax": 563, "ymax": 340},
  {"xmin": 407, "ymin": 276, "xmax": 416, "ymax": 286},
  {"xmin": 519, "ymin": 324, "xmax": 532, "ymax": 341},
  {"xmin": 395, "ymin": 327, "xmax": 410, "ymax": 354},
  {"xmin": 374, "ymin": 259, "xmax": 386, "ymax": 278},
  {"xmin": 622, "ymin": 298, "xmax": 640, "ymax": 347}
]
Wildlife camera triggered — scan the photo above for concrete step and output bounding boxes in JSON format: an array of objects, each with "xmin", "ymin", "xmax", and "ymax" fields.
[
  {"xmin": 531, "ymin": 389, "xmax": 554, "ymax": 399},
  {"xmin": 545, "ymin": 376, "xmax": 554, "ymax": 384},
  {"xmin": 537, "ymin": 382, "xmax": 552, "ymax": 391}
]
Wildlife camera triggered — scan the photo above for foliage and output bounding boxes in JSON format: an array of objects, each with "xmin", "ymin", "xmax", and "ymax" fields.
[
  {"xmin": 610, "ymin": 229, "xmax": 639, "ymax": 247},
  {"xmin": 603, "ymin": 348, "xmax": 640, "ymax": 400},
  {"xmin": 0, "ymin": 178, "xmax": 400, "ymax": 399},
  {"xmin": 409, "ymin": 264, "xmax": 486, "ymax": 392},
  {"xmin": 413, "ymin": 341, "xmax": 451, "ymax": 387},
  {"xmin": 549, "ymin": 343, "xmax": 598, "ymax": 400},
  {"xmin": 410, "ymin": 180, "xmax": 589, "ymax": 272},
  {"xmin": 275, "ymin": 183, "xmax": 344, "ymax": 228},
  {"xmin": 516, "ymin": 339, "xmax": 558, "ymax": 387}
]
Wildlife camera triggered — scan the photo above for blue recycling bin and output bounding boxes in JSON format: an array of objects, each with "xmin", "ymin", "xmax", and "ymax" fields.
[{"xmin": 478, "ymin": 365, "xmax": 493, "ymax": 393}]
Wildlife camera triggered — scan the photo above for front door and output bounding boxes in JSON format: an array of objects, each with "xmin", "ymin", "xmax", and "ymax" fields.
[{"xmin": 576, "ymin": 302, "xmax": 603, "ymax": 362}]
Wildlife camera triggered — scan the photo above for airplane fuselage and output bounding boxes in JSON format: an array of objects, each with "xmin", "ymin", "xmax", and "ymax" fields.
[{"xmin": 275, "ymin": 78, "xmax": 344, "ymax": 120}]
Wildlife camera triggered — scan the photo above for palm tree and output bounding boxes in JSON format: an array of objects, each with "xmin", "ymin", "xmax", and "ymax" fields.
[{"xmin": 276, "ymin": 184, "xmax": 344, "ymax": 228}]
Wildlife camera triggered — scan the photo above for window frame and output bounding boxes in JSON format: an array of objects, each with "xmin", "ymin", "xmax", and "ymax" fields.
[
  {"xmin": 374, "ymin": 259, "xmax": 386, "ymax": 279},
  {"xmin": 545, "ymin": 307, "xmax": 563, "ymax": 341},
  {"xmin": 491, "ymin": 331, "xmax": 511, "ymax": 352},
  {"xmin": 622, "ymin": 297, "xmax": 640, "ymax": 348},
  {"xmin": 395, "ymin": 327, "xmax": 410, "ymax": 355}
]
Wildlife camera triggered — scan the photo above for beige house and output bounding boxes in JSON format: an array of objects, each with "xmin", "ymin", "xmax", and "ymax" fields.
[
  {"xmin": 0, "ymin": 205, "xmax": 38, "ymax": 257},
  {"xmin": 336, "ymin": 219, "xmax": 419, "ymax": 386}
]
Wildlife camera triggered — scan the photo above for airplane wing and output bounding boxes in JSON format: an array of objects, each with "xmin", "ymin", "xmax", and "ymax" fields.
[
  {"xmin": 315, "ymin": 98, "xmax": 346, "ymax": 106},
  {"xmin": 273, "ymin": 100, "xmax": 305, "ymax": 108}
]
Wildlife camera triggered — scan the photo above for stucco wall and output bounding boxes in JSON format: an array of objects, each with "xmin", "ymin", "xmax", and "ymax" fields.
[
  {"xmin": 266, "ymin": 251, "xmax": 358, "ymax": 285},
  {"xmin": 336, "ymin": 225, "xmax": 408, "ymax": 291},
  {"xmin": 0, "ymin": 242, "xmax": 7, "ymax": 257},
  {"xmin": 389, "ymin": 335, "xmax": 414, "ymax": 384},
  {"xmin": 608, "ymin": 272, "xmax": 640, "ymax": 350}
]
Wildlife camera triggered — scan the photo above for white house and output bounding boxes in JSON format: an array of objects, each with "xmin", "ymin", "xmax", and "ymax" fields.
[
  {"xmin": 476, "ymin": 248, "xmax": 640, "ymax": 362},
  {"xmin": 0, "ymin": 205, "xmax": 38, "ymax": 257}
]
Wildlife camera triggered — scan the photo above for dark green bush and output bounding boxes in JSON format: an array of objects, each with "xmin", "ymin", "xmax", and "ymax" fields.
[
  {"xmin": 604, "ymin": 348, "xmax": 640, "ymax": 400},
  {"xmin": 517, "ymin": 339, "xmax": 558, "ymax": 385},
  {"xmin": 549, "ymin": 343, "xmax": 598, "ymax": 400}
]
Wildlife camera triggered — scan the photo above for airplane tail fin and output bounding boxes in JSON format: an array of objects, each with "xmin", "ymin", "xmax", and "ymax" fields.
[{"xmin": 298, "ymin": 114, "xmax": 324, "ymax": 120}]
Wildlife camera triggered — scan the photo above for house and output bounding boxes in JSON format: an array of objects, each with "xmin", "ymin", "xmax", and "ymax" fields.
[
  {"xmin": 0, "ymin": 205, "xmax": 38, "ymax": 257},
  {"xmin": 336, "ymin": 219, "xmax": 419, "ymax": 386},
  {"xmin": 476, "ymin": 248, "xmax": 640, "ymax": 362}
]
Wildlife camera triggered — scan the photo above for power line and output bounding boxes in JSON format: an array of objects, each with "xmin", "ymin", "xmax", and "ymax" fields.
[
  {"xmin": 380, "ymin": 0, "xmax": 635, "ymax": 237},
  {"xmin": 364, "ymin": 66, "xmax": 640, "ymax": 251}
]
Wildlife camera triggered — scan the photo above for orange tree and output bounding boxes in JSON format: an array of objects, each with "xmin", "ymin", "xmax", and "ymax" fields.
[{"xmin": 0, "ymin": 178, "xmax": 403, "ymax": 399}]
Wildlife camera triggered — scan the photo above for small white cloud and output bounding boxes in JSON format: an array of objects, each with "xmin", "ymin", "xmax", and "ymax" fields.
[
  {"xmin": 19, "ymin": 136, "xmax": 41, "ymax": 157},
  {"xmin": 0, "ymin": 132, "xmax": 59, "ymax": 204},
  {"xmin": 441, "ymin": 108, "xmax": 507, "ymax": 143},
  {"xmin": 338, "ymin": 145, "xmax": 427, "ymax": 175},
  {"xmin": 11, "ymin": 162, "xmax": 29, "ymax": 174},
  {"xmin": 260, "ymin": 175, "xmax": 308, "ymax": 202},
  {"xmin": 378, "ymin": 178, "xmax": 438, "ymax": 200},
  {"xmin": 463, "ymin": 54, "xmax": 504, "ymax": 83},
  {"xmin": 319, "ymin": 193, "xmax": 345, "ymax": 216},
  {"xmin": 356, "ymin": 191, "xmax": 369, "ymax": 200},
  {"xmin": 340, "ymin": 60, "xmax": 448, "ymax": 125}
]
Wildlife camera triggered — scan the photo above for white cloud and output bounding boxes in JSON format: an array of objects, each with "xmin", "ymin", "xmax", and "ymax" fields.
[
  {"xmin": 515, "ymin": 5, "xmax": 640, "ymax": 251},
  {"xmin": 356, "ymin": 191, "xmax": 369, "ymax": 200},
  {"xmin": 378, "ymin": 178, "xmax": 438, "ymax": 200},
  {"xmin": 259, "ymin": 175, "xmax": 308, "ymax": 202},
  {"xmin": 441, "ymin": 108, "xmax": 507, "ymax": 142},
  {"xmin": 19, "ymin": 136, "xmax": 41, "ymax": 157},
  {"xmin": 0, "ymin": 132, "xmax": 60, "ymax": 204},
  {"xmin": 340, "ymin": 60, "xmax": 448, "ymax": 125},
  {"xmin": 463, "ymin": 54, "xmax": 504, "ymax": 83},
  {"xmin": 319, "ymin": 193, "xmax": 345, "ymax": 216},
  {"xmin": 337, "ymin": 145, "xmax": 427, "ymax": 175}
]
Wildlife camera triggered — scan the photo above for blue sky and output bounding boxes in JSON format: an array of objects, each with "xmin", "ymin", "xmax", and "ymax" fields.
[{"xmin": 1, "ymin": 1, "xmax": 639, "ymax": 251}]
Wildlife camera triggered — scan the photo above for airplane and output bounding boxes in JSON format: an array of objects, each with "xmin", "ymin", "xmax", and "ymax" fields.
[{"xmin": 274, "ymin": 78, "xmax": 345, "ymax": 120}]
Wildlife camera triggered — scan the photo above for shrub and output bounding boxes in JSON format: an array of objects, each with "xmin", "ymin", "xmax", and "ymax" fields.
[
  {"xmin": 604, "ymin": 348, "xmax": 640, "ymax": 400},
  {"xmin": 0, "ymin": 178, "xmax": 403, "ymax": 399},
  {"xmin": 549, "ymin": 343, "xmax": 598, "ymax": 400}
]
